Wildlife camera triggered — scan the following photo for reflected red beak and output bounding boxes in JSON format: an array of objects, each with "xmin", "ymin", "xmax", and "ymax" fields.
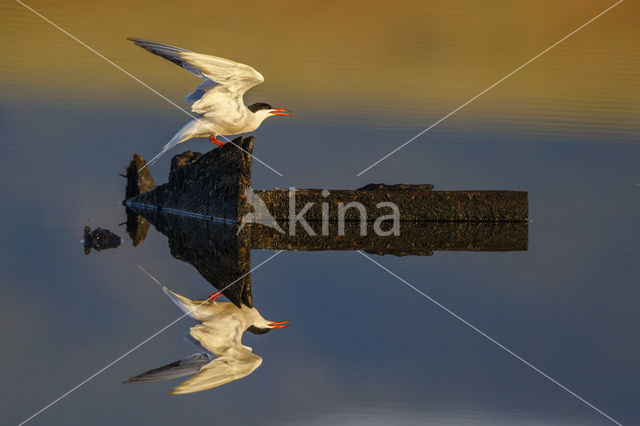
[
  {"xmin": 208, "ymin": 290, "xmax": 223, "ymax": 301},
  {"xmin": 267, "ymin": 321, "xmax": 291, "ymax": 329},
  {"xmin": 270, "ymin": 108, "xmax": 291, "ymax": 117}
]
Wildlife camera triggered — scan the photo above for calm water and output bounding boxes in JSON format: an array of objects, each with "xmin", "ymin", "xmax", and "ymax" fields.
[{"xmin": 2, "ymin": 1, "xmax": 640, "ymax": 425}]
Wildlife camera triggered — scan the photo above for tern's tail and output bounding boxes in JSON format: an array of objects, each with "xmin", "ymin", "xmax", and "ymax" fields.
[
  {"xmin": 138, "ymin": 148, "xmax": 168, "ymax": 172},
  {"xmin": 163, "ymin": 287, "xmax": 211, "ymax": 321},
  {"xmin": 138, "ymin": 119, "xmax": 202, "ymax": 172}
]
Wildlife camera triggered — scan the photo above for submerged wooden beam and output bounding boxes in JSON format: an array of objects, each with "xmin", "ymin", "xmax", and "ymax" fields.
[
  {"xmin": 247, "ymin": 221, "xmax": 527, "ymax": 254},
  {"xmin": 122, "ymin": 141, "xmax": 529, "ymax": 305},
  {"xmin": 126, "ymin": 137, "xmax": 253, "ymax": 221},
  {"xmin": 129, "ymin": 209, "xmax": 526, "ymax": 307},
  {"xmin": 254, "ymin": 188, "xmax": 528, "ymax": 222},
  {"xmin": 124, "ymin": 136, "xmax": 528, "ymax": 223},
  {"xmin": 135, "ymin": 210, "xmax": 253, "ymax": 308}
]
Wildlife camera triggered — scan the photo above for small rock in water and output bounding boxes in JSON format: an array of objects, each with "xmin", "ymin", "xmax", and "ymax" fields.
[{"xmin": 83, "ymin": 226, "xmax": 122, "ymax": 255}]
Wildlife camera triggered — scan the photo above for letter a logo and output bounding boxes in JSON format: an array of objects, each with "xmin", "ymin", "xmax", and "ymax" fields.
[{"xmin": 237, "ymin": 187, "xmax": 285, "ymax": 234}]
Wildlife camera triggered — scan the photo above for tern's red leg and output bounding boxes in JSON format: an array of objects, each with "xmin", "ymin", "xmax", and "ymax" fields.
[
  {"xmin": 209, "ymin": 136, "xmax": 226, "ymax": 147},
  {"xmin": 208, "ymin": 290, "xmax": 223, "ymax": 301}
]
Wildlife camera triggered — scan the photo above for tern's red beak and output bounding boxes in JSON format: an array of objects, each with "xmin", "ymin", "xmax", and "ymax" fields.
[
  {"xmin": 267, "ymin": 320, "xmax": 291, "ymax": 328},
  {"xmin": 270, "ymin": 108, "xmax": 291, "ymax": 117}
]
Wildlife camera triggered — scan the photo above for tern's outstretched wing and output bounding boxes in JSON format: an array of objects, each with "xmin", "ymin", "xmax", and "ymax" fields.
[
  {"xmin": 170, "ymin": 349, "xmax": 262, "ymax": 395},
  {"xmin": 127, "ymin": 38, "xmax": 205, "ymax": 78},
  {"xmin": 127, "ymin": 37, "xmax": 264, "ymax": 100},
  {"xmin": 122, "ymin": 353, "xmax": 212, "ymax": 384}
]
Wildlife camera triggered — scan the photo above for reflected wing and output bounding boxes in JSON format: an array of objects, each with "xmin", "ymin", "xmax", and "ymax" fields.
[
  {"xmin": 122, "ymin": 353, "xmax": 212, "ymax": 384},
  {"xmin": 188, "ymin": 318, "xmax": 245, "ymax": 356},
  {"xmin": 170, "ymin": 349, "xmax": 262, "ymax": 395},
  {"xmin": 128, "ymin": 38, "xmax": 264, "ymax": 95},
  {"xmin": 169, "ymin": 317, "xmax": 260, "ymax": 394}
]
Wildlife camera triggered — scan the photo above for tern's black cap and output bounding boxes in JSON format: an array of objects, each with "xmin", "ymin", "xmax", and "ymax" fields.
[
  {"xmin": 248, "ymin": 102, "xmax": 273, "ymax": 112},
  {"xmin": 246, "ymin": 325, "xmax": 271, "ymax": 334}
]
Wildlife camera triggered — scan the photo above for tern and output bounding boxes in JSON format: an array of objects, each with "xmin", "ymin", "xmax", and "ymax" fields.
[
  {"xmin": 123, "ymin": 288, "xmax": 290, "ymax": 394},
  {"xmin": 128, "ymin": 38, "xmax": 291, "ymax": 170}
]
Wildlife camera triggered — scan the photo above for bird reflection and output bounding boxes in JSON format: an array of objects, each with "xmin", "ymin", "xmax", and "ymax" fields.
[{"xmin": 123, "ymin": 287, "xmax": 289, "ymax": 394}]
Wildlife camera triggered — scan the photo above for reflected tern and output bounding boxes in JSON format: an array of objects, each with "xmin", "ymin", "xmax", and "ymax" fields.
[
  {"xmin": 128, "ymin": 38, "xmax": 291, "ymax": 170},
  {"xmin": 123, "ymin": 288, "xmax": 289, "ymax": 394}
]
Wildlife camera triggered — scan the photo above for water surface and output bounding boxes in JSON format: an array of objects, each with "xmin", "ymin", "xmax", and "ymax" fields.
[{"xmin": 1, "ymin": 1, "xmax": 639, "ymax": 425}]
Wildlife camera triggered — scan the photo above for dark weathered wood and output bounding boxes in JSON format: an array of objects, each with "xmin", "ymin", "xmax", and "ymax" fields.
[
  {"xmin": 128, "ymin": 208, "xmax": 526, "ymax": 307},
  {"xmin": 254, "ymin": 188, "xmax": 528, "ymax": 222},
  {"xmin": 125, "ymin": 153, "xmax": 156, "ymax": 199},
  {"xmin": 122, "ymin": 140, "xmax": 529, "ymax": 306},
  {"xmin": 125, "ymin": 210, "xmax": 151, "ymax": 247},
  {"xmin": 247, "ymin": 221, "xmax": 528, "ymax": 254},
  {"xmin": 138, "ymin": 210, "xmax": 252, "ymax": 308},
  {"xmin": 124, "ymin": 154, "xmax": 156, "ymax": 246},
  {"xmin": 124, "ymin": 136, "xmax": 528, "ymax": 223},
  {"xmin": 126, "ymin": 137, "xmax": 253, "ymax": 221}
]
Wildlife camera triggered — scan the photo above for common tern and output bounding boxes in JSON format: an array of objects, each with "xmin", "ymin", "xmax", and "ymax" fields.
[
  {"xmin": 123, "ymin": 288, "xmax": 289, "ymax": 394},
  {"xmin": 128, "ymin": 38, "xmax": 291, "ymax": 170}
]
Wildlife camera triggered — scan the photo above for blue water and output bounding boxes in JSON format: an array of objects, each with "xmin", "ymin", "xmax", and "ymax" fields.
[{"xmin": 1, "ymin": 93, "xmax": 638, "ymax": 425}]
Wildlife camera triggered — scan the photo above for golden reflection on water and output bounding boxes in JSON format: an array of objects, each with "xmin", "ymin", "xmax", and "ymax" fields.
[{"xmin": 3, "ymin": 0, "xmax": 638, "ymax": 138}]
